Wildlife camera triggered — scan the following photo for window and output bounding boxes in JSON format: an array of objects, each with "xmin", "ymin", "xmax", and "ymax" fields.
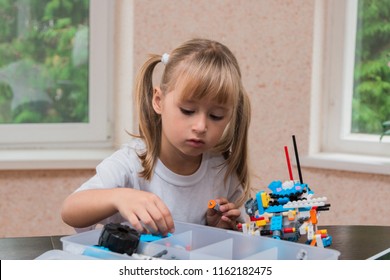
[
  {"xmin": 303, "ymin": 0, "xmax": 390, "ymax": 175},
  {"xmin": 0, "ymin": 0, "xmax": 112, "ymax": 147},
  {"xmin": 352, "ymin": 0, "xmax": 390, "ymax": 138},
  {"xmin": 0, "ymin": 0, "xmax": 117, "ymax": 169}
]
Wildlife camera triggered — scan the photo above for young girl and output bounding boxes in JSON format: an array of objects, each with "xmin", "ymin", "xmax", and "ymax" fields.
[{"xmin": 61, "ymin": 38, "xmax": 252, "ymax": 236}]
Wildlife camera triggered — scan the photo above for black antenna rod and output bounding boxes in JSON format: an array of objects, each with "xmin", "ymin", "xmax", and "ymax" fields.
[{"xmin": 292, "ymin": 135, "xmax": 303, "ymax": 184}]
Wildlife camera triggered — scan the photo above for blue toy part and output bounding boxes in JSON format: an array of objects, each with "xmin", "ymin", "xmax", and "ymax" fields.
[
  {"xmin": 322, "ymin": 236, "xmax": 332, "ymax": 247},
  {"xmin": 268, "ymin": 180, "xmax": 283, "ymax": 193},
  {"xmin": 83, "ymin": 245, "xmax": 127, "ymax": 259},
  {"xmin": 140, "ymin": 233, "xmax": 172, "ymax": 242},
  {"xmin": 270, "ymin": 215, "xmax": 283, "ymax": 231},
  {"xmin": 268, "ymin": 181, "xmax": 312, "ymax": 197},
  {"xmin": 276, "ymin": 197, "xmax": 289, "ymax": 204},
  {"xmin": 265, "ymin": 205, "xmax": 295, "ymax": 213},
  {"xmin": 270, "ymin": 215, "xmax": 283, "ymax": 240},
  {"xmin": 256, "ymin": 191, "xmax": 265, "ymax": 215}
]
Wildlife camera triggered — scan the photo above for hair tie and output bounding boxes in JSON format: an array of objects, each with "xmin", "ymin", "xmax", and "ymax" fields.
[{"xmin": 161, "ymin": 53, "xmax": 169, "ymax": 65}]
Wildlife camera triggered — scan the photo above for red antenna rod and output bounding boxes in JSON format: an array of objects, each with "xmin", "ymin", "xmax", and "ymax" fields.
[{"xmin": 284, "ymin": 146, "xmax": 294, "ymax": 181}]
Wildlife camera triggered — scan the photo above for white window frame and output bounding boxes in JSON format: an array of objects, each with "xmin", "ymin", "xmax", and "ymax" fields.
[
  {"xmin": 302, "ymin": 0, "xmax": 390, "ymax": 175},
  {"xmin": 0, "ymin": 0, "xmax": 134, "ymax": 169}
]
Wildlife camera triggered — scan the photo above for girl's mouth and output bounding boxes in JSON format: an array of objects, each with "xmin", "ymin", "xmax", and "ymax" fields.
[{"xmin": 187, "ymin": 139, "xmax": 205, "ymax": 148}]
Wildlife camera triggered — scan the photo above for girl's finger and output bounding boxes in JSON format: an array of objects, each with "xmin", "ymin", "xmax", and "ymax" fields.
[
  {"xmin": 126, "ymin": 212, "xmax": 146, "ymax": 233},
  {"xmin": 146, "ymin": 204, "xmax": 170, "ymax": 235},
  {"xmin": 219, "ymin": 202, "xmax": 236, "ymax": 213},
  {"xmin": 154, "ymin": 199, "xmax": 175, "ymax": 233},
  {"xmin": 134, "ymin": 209, "xmax": 159, "ymax": 234},
  {"xmin": 216, "ymin": 197, "xmax": 229, "ymax": 205}
]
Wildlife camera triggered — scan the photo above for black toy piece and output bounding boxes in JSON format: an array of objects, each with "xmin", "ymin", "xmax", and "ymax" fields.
[{"xmin": 98, "ymin": 223, "xmax": 140, "ymax": 256}]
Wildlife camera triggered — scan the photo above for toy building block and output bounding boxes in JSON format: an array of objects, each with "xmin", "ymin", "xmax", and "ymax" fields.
[{"xmin": 208, "ymin": 199, "xmax": 221, "ymax": 212}]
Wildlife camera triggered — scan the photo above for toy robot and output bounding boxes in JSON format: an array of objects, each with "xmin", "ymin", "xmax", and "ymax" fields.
[{"xmin": 239, "ymin": 136, "xmax": 332, "ymax": 247}]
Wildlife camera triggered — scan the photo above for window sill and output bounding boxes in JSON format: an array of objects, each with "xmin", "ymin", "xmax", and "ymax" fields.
[
  {"xmin": 300, "ymin": 152, "xmax": 390, "ymax": 175},
  {"xmin": 0, "ymin": 148, "xmax": 115, "ymax": 170}
]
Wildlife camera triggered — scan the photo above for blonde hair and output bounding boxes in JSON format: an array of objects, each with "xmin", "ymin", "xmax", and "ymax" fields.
[{"xmin": 134, "ymin": 38, "xmax": 251, "ymax": 207}]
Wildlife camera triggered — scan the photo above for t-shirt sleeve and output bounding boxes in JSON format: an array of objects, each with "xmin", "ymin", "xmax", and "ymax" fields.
[
  {"xmin": 75, "ymin": 145, "xmax": 141, "ymax": 192},
  {"xmin": 72, "ymin": 144, "xmax": 142, "ymax": 232}
]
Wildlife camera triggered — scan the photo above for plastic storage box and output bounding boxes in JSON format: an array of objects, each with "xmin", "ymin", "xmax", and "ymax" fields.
[
  {"xmin": 60, "ymin": 221, "xmax": 340, "ymax": 260},
  {"xmin": 35, "ymin": 249, "xmax": 97, "ymax": 260}
]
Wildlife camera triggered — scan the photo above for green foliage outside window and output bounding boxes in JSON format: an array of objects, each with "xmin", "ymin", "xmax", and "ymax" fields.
[
  {"xmin": 0, "ymin": 0, "xmax": 89, "ymax": 124},
  {"xmin": 353, "ymin": 0, "xmax": 390, "ymax": 136}
]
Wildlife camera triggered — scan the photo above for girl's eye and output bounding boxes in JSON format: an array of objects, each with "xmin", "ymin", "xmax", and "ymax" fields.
[
  {"xmin": 210, "ymin": 114, "xmax": 224, "ymax": 121},
  {"xmin": 180, "ymin": 107, "xmax": 224, "ymax": 120},
  {"xmin": 180, "ymin": 108, "xmax": 194, "ymax": 115}
]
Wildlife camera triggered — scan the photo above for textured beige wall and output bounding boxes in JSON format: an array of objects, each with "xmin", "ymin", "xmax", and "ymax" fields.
[
  {"xmin": 0, "ymin": 0, "xmax": 389, "ymax": 238},
  {"xmin": 0, "ymin": 170, "xmax": 94, "ymax": 237}
]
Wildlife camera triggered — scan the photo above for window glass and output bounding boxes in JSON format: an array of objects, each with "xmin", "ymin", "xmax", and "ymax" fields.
[
  {"xmin": 0, "ymin": 0, "xmax": 89, "ymax": 124},
  {"xmin": 352, "ymin": 0, "xmax": 390, "ymax": 136}
]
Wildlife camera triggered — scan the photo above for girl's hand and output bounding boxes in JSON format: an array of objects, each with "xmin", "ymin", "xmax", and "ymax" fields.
[
  {"xmin": 112, "ymin": 188, "xmax": 175, "ymax": 236},
  {"xmin": 206, "ymin": 197, "xmax": 240, "ymax": 230}
]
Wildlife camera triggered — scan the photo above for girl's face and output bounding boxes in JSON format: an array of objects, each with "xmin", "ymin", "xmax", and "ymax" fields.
[{"xmin": 153, "ymin": 87, "xmax": 233, "ymax": 169}]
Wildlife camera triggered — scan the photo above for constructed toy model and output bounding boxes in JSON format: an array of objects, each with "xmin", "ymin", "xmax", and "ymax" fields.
[{"xmin": 238, "ymin": 136, "xmax": 332, "ymax": 247}]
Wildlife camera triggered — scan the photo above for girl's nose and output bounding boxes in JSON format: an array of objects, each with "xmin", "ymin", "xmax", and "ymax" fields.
[{"xmin": 192, "ymin": 114, "xmax": 207, "ymax": 133}]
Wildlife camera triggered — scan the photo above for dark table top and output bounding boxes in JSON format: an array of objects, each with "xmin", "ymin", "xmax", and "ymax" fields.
[
  {"xmin": 1, "ymin": 225, "xmax": 389, "ymax": 260},
  {"xmin": 0, "ymin": 235, "xmax": 63, "ymax": 260},
  {"xmin": 323, "ymin": 225, "xmax": 390, "ymax": 260}
]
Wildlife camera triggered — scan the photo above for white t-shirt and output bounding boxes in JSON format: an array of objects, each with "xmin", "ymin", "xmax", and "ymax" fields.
[{"xmin": 74, "ymin": 138, "xmax": 244, "ymax": 231}]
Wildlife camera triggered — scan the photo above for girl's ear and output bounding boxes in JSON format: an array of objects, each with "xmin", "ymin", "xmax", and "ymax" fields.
[{"xmin": 152, "ymin": 87, "xmax": 163, "ymax": 114}]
